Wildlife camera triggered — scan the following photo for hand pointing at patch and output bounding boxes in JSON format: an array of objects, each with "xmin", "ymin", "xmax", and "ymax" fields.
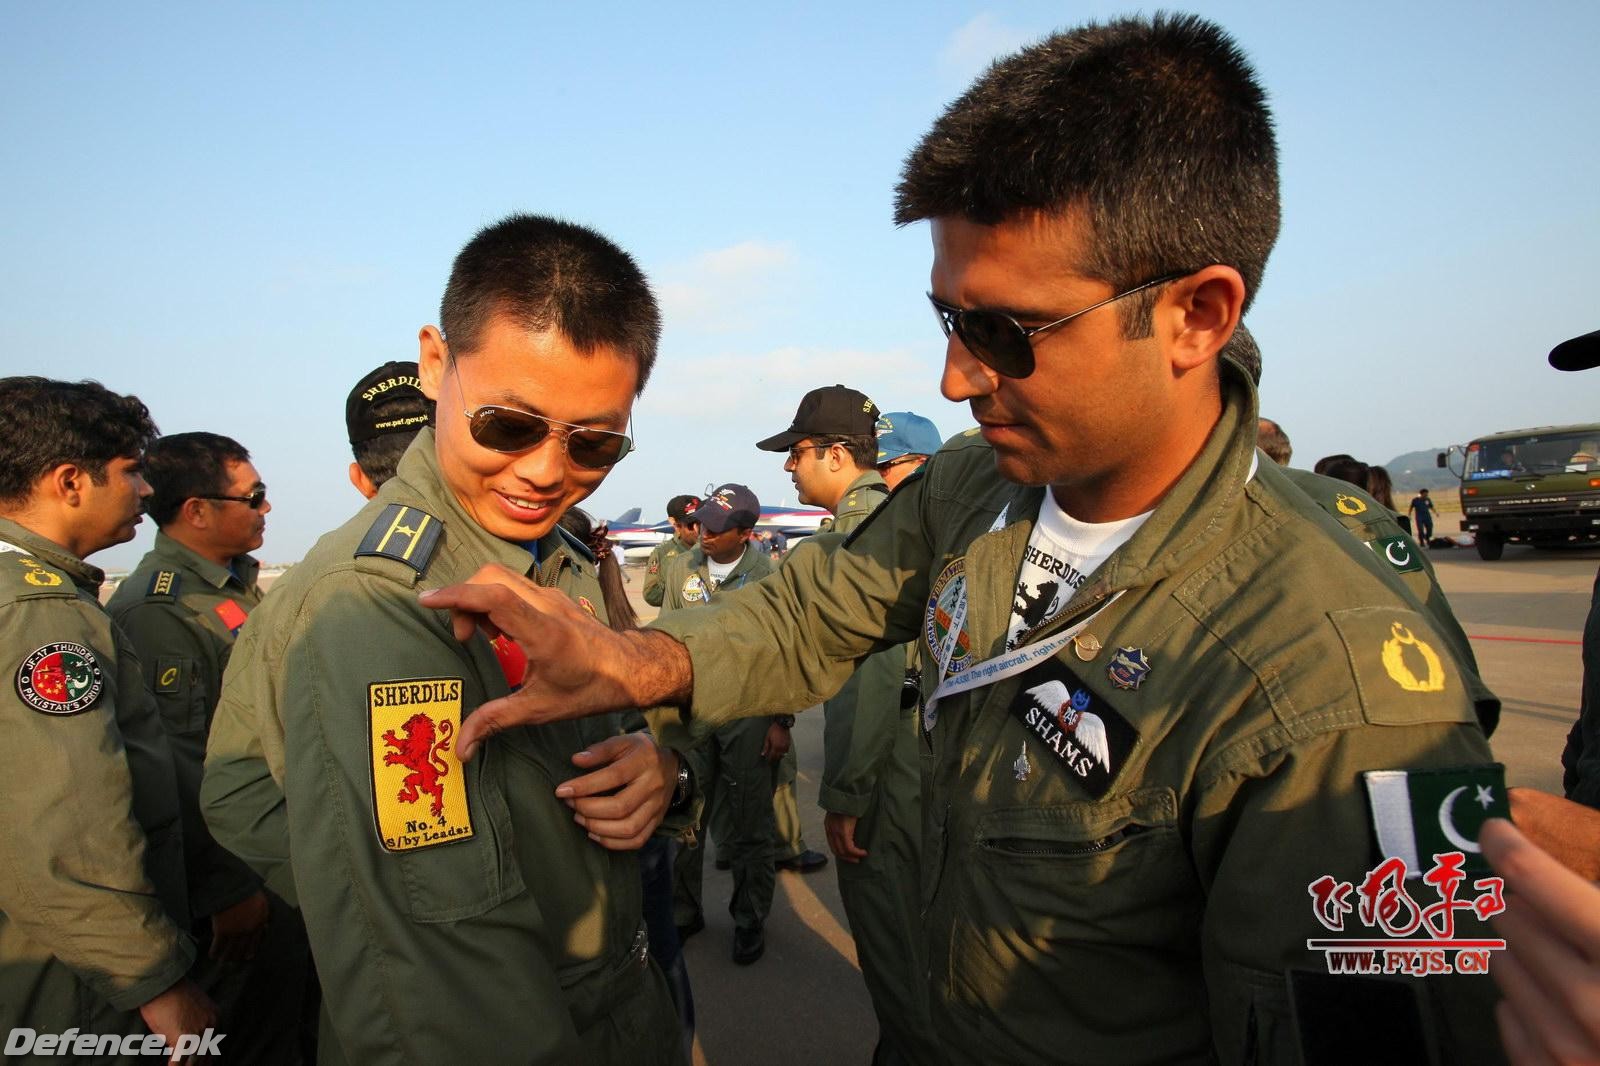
[{"xmin": 419, "ymin": 564, "xmax": 694, "ymax": 758}]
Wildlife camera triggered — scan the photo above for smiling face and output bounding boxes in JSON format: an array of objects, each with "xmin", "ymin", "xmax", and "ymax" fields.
[
  {"xmin": 419, "ymin": 313, "xmax": 637, "ymax": 543},
  {"xmin": 930, "ymin": 210, "xmax": 1239, "ymax": 521}
]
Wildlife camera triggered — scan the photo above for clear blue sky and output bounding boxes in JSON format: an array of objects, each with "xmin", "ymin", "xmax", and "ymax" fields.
[{"xmin": 4, "ymin": 1, "xmax": 1597, "ymax": 569}]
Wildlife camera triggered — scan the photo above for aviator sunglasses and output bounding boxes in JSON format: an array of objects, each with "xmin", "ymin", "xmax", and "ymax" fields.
[
  {"xmin": 927, "ymin": 272, "xmax": 1185, "ymax": 379},
  {"xmin": 197, "ymin": 487, "xmax": 268, "ymax": 509},
  {"xmin": 452, "ymin": 357, "xmax": 634, "ymax": 469}
]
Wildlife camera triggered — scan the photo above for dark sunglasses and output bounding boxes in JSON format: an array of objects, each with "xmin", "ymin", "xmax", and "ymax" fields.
[
  {"xmin": 198, "ymin": 487, "xmax": 268, "ymax": 509},
  {"xmin": 452, "ymin": 358, "xmax": 633, "ymax": 469},
  {"xmin": 927, "ymin": 272, "xmax": 1185, "ymax": 379}
]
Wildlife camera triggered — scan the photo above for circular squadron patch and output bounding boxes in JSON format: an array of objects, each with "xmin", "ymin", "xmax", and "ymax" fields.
[
  {"xmin": 16, "ymin": 641, "xmax": 104, "ymax": 715},
  {"xmin": 682, "ymin": 574, "xmax": 707, "ymax": 603},
  {"xmin": 925, "ymin": 558, "xmax": 972, "ymax": 676}
]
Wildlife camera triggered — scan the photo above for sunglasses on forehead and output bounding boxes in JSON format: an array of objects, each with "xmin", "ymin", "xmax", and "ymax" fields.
[
  {"xmin": 198, "ymin": 487, "xmax": 268, "ymax": 509},
  {"xmin": 452, "ymin": 358, "xmax": 634, "ymax": 469},
  {"xmin": 928, "ymin": 272, "xmax": 1185, "ymax": 379}
]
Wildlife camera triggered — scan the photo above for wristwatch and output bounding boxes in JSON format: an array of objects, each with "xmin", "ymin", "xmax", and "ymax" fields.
[
  {"xmin": 774, "ymin": 714, "xmax": 796, "ymax": 729},
  {"xmin": 670, "ymin": 758, "xmax": 693, "ymax": 812}
]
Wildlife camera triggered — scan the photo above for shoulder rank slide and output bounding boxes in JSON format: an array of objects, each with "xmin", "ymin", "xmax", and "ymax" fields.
[
  {"xmin": 356, "ymin": 504, "xmax": 443, "ymax": 574},
  {"xmin": 147, "ymin": 569, "xmax": 180, "ymax": 598}
]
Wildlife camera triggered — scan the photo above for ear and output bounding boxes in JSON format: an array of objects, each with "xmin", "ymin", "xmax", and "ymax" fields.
[
  {"xmin": 349, "ymin": 462, "xmax": 379, "ymax": 500},
  {"xmin": 181, "ymin": 496, "xmax": 212, "ymax": 529},
  {"xmin": 45, "ymin": 463, "xmax": 87, "ymax": 505},
  {"xmin": 419, "ymin": 326, "xmax": 448, "ymax": 401},
  {"xmin": 1161, "ymin": 265, "xmax": 1246, "ymax": 373}
]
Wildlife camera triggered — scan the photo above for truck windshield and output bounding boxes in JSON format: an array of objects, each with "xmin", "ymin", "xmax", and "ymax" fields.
[{"xmin": 1466, "ymin": 432, "xmax": 1600, "ymax": 479}]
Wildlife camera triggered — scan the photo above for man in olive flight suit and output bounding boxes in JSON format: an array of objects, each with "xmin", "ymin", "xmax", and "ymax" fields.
[
  {"xmin": 662, "ymin": 483, "xmax": 784, "ymax": 964},
  {"xmin": 107, "ymin": 431, "xmax": 313, "ymax": 1064},
  {"xmin": 0, "ymin": 377, "xmax": 214, "ymax": 1061},
  {"xmin": 759, "ymin": 386, "xmax": 938, "ymax": 1061},
  {"xmin": 424, "ymin": 19, "xmax": 1505, "ymax": 1065},
  {"xmin": 642, "ymin": 494, "xmax": 699, "ymax": 608},
  {"xmin": 201, "ymin": 215, "xmax": 688, "ymax": 1064}
]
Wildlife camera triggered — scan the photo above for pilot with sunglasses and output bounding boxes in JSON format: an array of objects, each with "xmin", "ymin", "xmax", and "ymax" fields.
[
  {"xmin": 108, "ymin": 433, "xmax": 314, "ymax": 1064},
  {"xmin": 422, "ymin": 19, "xmax": 1502, "ymax": 1066},
  {"xmin": 202, "ymin": 214, "xmax": 688, "ymax": 1065}
]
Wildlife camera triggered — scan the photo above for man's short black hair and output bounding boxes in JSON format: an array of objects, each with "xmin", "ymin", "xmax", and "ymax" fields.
[
  {"xmin": 814, "ymin": 434, "xmax": 878, "ymax": 471},
  {"xmin": 144, "ymin": 432, "xmax": 251, "ymax": 527},
  {"xmin": 440, "ymin": 214, "xmax": 660, "ymax": 393},
  {"xmin": 352, "ymin": 432, "xmax": 418, "ymax": 491},
  {"xmin": 0, "ymin": 377, "xmax": 160, "ymax": 506},
  {"xmin": 895, "ymin": 13, "xmax": 1280, "ymax": 327}
]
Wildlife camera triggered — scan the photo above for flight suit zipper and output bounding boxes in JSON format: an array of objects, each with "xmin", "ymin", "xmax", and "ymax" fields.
[{"xmin": 979, "ymin": 824, "xmax": 1150, "ymax": 857}]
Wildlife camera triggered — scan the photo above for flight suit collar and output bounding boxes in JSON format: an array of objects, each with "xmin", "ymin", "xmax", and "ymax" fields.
[
  {"xmin": 687, "ymin": 542, "xmax": 762, "ymax": 591},
  {"xmin": 150, "ymin": 530, "xmax": 260, "ymax": 593},
  {"xmin": 0, "ymin": 515, "xmax": 103, "ymax": 594},
  {"xmin": 386, "ymin": 428, "xmax": 590, "ymax": 585},
  {"xmin": 967, "ymin": 361, "xmax": 1259, "ymax": 653}
]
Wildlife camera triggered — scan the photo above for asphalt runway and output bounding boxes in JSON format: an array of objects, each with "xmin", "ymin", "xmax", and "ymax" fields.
[{"xmin": 626, "ymin": 542, "xmax": 1595, "ymax": 1065}]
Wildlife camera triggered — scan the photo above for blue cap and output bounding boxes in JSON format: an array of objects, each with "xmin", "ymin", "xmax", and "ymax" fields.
[{"xmin": 875, "ymin": 411, "xmax": 943, "ymax": 463}]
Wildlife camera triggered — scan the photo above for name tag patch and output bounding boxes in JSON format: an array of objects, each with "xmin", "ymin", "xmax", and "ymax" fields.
[
  {"xmin": 369, "ymin": 677, "xmax": 474, "ymax": 851},
  {"xmin": 1008, "ymin": 660, "xmax": 1137, "ymax": 798}
]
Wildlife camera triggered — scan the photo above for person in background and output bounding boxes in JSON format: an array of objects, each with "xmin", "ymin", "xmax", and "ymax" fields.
[
  {"xmin": 643, "ymin": 495, "xmax": 699, "ymax": 608},
  {"xmin": 874, "ymin": 410, "xmax": 944, "ymax": 490},
  {"xmin": 346, "ymin": 360, "xmax": 433, "ymax": 497},
  {"xmin": 1409, "ymin": 487, "xmax": 1438, "ymax": 544}
]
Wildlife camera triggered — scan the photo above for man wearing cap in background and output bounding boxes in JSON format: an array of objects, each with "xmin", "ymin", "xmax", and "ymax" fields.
[
  {"xmin": 875, "ymin": 410, "xmax": 943, "ymax": 491},
  {"xmin": 346, "ymin": 360, "xmax": 434, "ymax": 497},
  {"xmin": 662, "ymin": 484, "xmax": 783, "ymax": 964},
  {"xmin": 108, "ymin": 432, "xmax": 311, "ymax": 1063},
  {"xmin": 642, "ymin": 494, "xmax": 699, "ymax": 608}
]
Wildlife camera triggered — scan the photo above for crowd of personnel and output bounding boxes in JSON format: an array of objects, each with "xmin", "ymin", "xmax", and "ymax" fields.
[{"xmin": 3, "ymin": 12, "xmax": 1599, "ymax": 1066}]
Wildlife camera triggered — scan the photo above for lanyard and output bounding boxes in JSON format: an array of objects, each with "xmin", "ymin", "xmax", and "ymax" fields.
[{"xmin": 923, "ymin": 591, "xmax": 1124, "ymax": 731}]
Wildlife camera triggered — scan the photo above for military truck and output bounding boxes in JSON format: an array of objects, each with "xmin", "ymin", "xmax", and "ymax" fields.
[{"xmin": 1438, "ymin": 424, "xmax": 1600, "ymax": 559}]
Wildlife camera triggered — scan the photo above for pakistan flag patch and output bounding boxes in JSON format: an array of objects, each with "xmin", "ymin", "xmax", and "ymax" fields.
[{"xmin": 1363, "ymin": 764, "xmax": 1508, "ymax": 876}]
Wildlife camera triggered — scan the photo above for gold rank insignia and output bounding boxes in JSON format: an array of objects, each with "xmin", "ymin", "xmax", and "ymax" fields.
[
  {"xmin": 147, "ymin": 570, "xmax": 179, "ymax": 597},
  {"xmin": 1382, "ymin": 622, "xmax": 1446, "ymax": 693},
  {"xmin": 368, "ymin": 677, "xmax": 474, "ymax": 851},
  {"xmin": 20, "ymin": 558, "xmax": 63, "ymax": 587},
  {"xmin": 356, "ymin": 504, "xmax": 444, "ymax": 574}
]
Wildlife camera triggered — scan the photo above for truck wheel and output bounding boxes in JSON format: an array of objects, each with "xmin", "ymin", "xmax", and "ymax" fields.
[{"xmin": 1475, "ymin": 535, "xmax": 1505, "ymax": 561}]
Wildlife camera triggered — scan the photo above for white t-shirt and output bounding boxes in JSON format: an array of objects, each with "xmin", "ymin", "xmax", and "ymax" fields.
[
  {"xmin": 1004, "ymin": 491, "xmax": 1151, "ymax": 650},
  {"xmin": 706, "ymin": 552, "xmax": 740, "ymax": 589}
]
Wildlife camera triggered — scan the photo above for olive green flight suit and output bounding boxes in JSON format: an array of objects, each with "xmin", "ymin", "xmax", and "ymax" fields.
[
  {"xmin": 108, "ymin": 532, "xmax": 312, "ymax": 1064},
  {"xmin": 0, "ymin": 518, "xmax": 194, "ymax": 1056},
  {"xmin": 662, "ymin": 543, "xmax": 778, "ymax": 934},
  {"xmin": 812, "ymin": 471, "xmax": 938, "ymax": 1065},
  {"xmin": 651, "ymin": 367, "xmax": 1503, "ymax": 1065},
  {"xmin": 1279, "ymin": 466, "xmax": 1499, "ymax": 735},
  {"xmin": 201, "ymin": 431, "xmax": 683, "ymax": 1066},
  {"xmin": 642, "ymin": 535, "xmax": 693, "ymax": 608}
]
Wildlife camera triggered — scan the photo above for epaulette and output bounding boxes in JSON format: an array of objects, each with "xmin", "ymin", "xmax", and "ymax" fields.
[
  {"xmin": 842, "ymin": 470, "xmax": 921, "ymax": 548},
  {"xmin": 0, "ymin": 552, "xmax": 75, "ymax": 598},
  {"xmin": 146, "ymin": 569, "xmax": 181, "ymax": 599},
  {"xmin": 554, "ymin": 525, "xmax": 596, "ymax": 565},
  {"xmin": 940, "ymin": 427, "xmax": 990, "ymax": 452},
  {"xmin": 355, "ymin": 504, "xmax": 443, "ymax": 575}
]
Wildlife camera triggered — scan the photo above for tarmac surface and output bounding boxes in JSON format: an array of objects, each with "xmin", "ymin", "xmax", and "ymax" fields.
[{"xmin": 624, "ymin": 541, "xmax": 1597, "ymax": 1065}]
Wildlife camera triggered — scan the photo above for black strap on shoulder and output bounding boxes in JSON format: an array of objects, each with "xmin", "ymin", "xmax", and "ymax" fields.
[
  {"xmin": 355, "ymin": 504, "xmax": 444, "ymax": 574},
  {"xmin": 146, "ymin": 569, "xmax": 181, "ymax": 598},
  {"xmin": 841, "ymin": 468, "xmax": 922, "ymax": 549}
]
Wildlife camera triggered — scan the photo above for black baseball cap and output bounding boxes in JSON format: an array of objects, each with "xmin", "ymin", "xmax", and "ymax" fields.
[
  {"xmin": 691, "ymin": 483, "xmax": 761, "ymax": 533},
  {"xmin": 1550, "ymin": 330, "xmax": 1600, "ymax": 372},
  {"xmin": 756, "ymin": 385, "xmax": 881, "ymax": 451},
  {"xmin": 666, "ymin": 494, "xmax": 701, "ymax": 521},
  {"xmin": 347, "ymin": 361, "xmax": 433, "ymax": 444}
]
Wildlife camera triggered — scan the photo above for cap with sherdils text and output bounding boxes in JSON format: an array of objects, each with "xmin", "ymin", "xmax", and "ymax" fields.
[
  {"xmin": 756, "ymin": 385, "xmax": 880, "ymax": 451},
  {"xmin": 690, "ymin": 483, "xmax": 761, "ymax": 533},
  {"xmin": 347, "ymin": 361, "xmax": 434, "ymax": 444}
]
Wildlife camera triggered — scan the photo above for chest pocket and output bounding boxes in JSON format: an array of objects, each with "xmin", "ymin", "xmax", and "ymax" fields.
[
  {"xmin": 152, "ymin": 655, "xmax": 208, "ymax": 734},
  {"xmin": 390, "ymin": 743, "xmax": 525, "ymax": 923},
  {"xmin": 944, "ymin": 786, "xmax": 1197, "ymax": 1009}
]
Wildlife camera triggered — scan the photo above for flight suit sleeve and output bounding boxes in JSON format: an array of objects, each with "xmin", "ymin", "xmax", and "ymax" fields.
[
  {"xmin": 117, "ymin": 602, "xmax": 261, "ymax": 919},
  {"xmin": 1190, "ymin": 712, "xmax": 1504, "ymax": 1064},
  {"xmin": 279, "ymin": 573, "xmax": 586, "ymax": 1064},
  {"xmin": 1562, "ymin": 570, "xmax": 1600, "ymax": 808},
  {"xmin": 642, "ymin": 543, "xmax": 668, "ymax": 607},
  {"xmin": 819, "ymin": 646, "xmax": 908, "ymax": 817},
  {"xmin": 0, "ymin": 596, "xmax": 194, "ymax": 1011},
  {"xmin": 649, "ymin": 490, "xmax": 935, "ymax": 729},
  {"xmin": 202, "ymin": 616, "xmax": 298, "ymax": 906}
]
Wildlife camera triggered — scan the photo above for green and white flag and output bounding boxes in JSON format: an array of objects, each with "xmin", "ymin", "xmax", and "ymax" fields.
[{"xmin": 1363, "ymin": 764, "xmax": 1509, "ymax": 877}]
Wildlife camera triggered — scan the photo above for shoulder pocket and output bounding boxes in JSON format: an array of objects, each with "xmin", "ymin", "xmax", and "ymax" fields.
[
  {"xmin": 152, "ymin": 655, "xmax": 207, "ymax": 733},
  {"xmin": 1327, "ymin": 607, "xmax": 1476, "ymax": 728}
]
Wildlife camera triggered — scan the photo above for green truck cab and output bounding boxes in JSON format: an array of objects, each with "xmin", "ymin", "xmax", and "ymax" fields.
[{"xmin": 1438, "ymin": 424, "xmax": 1600, "ymax": 560}]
